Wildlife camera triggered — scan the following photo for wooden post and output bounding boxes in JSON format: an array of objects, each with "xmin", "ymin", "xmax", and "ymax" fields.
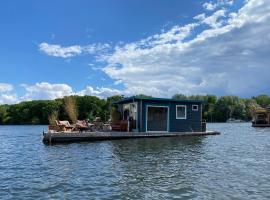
[
  {"xmin": 127, "ymin": 119, "xmax": 130, "ymax": 132},
  {"xmin": 254, "ymin": 114, "xmax": 257, "ymax": 125},
  {"xmin": 49, "ymin": 136, "xmax": 52, "ymax": 145}
]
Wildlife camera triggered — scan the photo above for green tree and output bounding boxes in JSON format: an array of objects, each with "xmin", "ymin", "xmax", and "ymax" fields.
[
  {"xmin": 0, "ymin": 105, "xmax": 8, "ymax": 124},
  {"xmin": 244, "ymin": 99, "xmax": 261, "ymax": 120},
  {"xmin": 252, "ymin": 95, "xmax": 270, "ymax": 108},
  {"xmin": 172, "ymin": 94, "xmax": 187, "ymax": 100},
  {"xmin": 213, "ymin": 96, "xmax": 246, "ymax": 122},
  {"xmin": 0, "ymin": 94, "xmax": 269, "ymax": 124}
]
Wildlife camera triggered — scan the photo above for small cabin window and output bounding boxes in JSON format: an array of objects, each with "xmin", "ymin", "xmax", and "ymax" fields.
[
  {"xmin": 192, "ymin": 105, "xmax": 199, "ymax": 111},
  {"xmin": 176, "ymin": 105, "xmax": 186, "ymax": 119}
]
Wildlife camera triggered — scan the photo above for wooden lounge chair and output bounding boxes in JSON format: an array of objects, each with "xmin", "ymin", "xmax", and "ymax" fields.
[
  {"xmin": 76, "ymin": 120, "xmax": 90, "ymax": 132},
  {"xmin": 56, "ymin": 120, "xmax": 75, "ymax": 132},
  {"xmin": 48, "ymin": 124, "xmax": 62, "ymax": 132}
]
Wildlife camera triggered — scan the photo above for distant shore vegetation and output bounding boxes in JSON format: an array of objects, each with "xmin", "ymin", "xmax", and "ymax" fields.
[{"xmin": 0, "ymin": 94, "xmax": 269, "ymax": 125}]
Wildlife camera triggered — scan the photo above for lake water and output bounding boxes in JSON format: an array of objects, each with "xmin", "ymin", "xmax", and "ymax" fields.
[{"xmin": 0, "ymin": 123, "xmax": 270, "ymax": 199}]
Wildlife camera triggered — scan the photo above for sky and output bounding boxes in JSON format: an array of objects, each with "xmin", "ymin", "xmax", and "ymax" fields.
[{"xmin": 0, "ymin": 0, "xmax": 269, "ymax": 104}]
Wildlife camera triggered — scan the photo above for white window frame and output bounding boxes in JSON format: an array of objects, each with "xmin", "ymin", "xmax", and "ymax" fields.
[
  {"xmin": 176, "ymin": 105, "xmax": 187, "ymax": 119},
  {"xmin": 192, "ymin": 104, "xmax": 199, "ymax": 111}
]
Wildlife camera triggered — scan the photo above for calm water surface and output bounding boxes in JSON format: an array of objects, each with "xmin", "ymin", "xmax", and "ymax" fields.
[{"xmin": 0, "ymin": 123, "xmax": 270, "ymax": 199}]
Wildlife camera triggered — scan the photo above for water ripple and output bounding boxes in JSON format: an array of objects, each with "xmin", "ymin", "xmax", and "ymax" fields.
[{"xmin": 0, "ymin": 124, "xmax": 270, "ymax": 199}]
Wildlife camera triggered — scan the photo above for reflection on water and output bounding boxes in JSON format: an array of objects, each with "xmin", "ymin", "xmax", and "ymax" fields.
[
  {"xmin": 110, "ymin": 137, "xmax": 205, "ymax": 199},
  {"xmin": 0, "ymin": 124, "xmax": 270, "ymax": 199}
]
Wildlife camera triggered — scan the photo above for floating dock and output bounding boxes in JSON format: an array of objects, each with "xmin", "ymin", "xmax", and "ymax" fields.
[
  {"xmin": 43, "ymin": 130, "xmax": 220, "ymax": 144},
  {"xmin": 252, "ymin": 124, "xmax": 270, "ymax": 127}
]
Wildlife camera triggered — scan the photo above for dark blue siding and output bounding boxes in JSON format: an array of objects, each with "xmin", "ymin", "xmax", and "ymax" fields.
[
  {"xmin": 170, "ymin": 102, "xmax": 202, "ymax": 132},
  {"xmin": 119, "ymin": 98, "xmax": 202, "ymax": 132}
]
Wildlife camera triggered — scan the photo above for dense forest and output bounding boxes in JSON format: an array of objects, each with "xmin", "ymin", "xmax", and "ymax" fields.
[{"xmin": 0, "ymin": 94, "xmax": 269, "ymax": 125}]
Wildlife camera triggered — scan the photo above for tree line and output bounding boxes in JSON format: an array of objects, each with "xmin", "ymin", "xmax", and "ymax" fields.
[
  {"xmin": 0, "ymin": 94, "xmax": 269, "ymax": 125},
  {"xmin": 0, "ymin": 95, "xmax": 122, "ymax": 125},
  {"xmin": 172, "ymin": 94, "xmax": 270, "ymax": 122}
]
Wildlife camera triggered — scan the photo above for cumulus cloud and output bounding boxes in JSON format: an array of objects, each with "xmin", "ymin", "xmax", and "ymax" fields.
[
  {"xmin": 0, "ymin": 83, "xmax": 13, "ymax": 92},
  {"xmin": 138, "ymin": 23, "xmax": 198, "ymax": 46},
  {"xmin": 100, "ymin": 0, "xmax": 270, "ymax": 97},
  {"xmin": 203, "ymin": 0, "xmax": 234, "ymax": 11},
  {"xmin": 35, "ymin": 0, "xmax": 270, "ymax": 98},
  {"xmin": 77, "ymin": 86, "xmax": 122, "ymax": 98},
  {"xmin": 0, "ymin": 81, "xmax": 123, "ymax": 104},
  {"xmin": 39, "ymin": 42, "xmax": 110, "ymax": 58},
  {"xmin": 18, "ymin": 82, "xmax": 121, "ymax": 102},
  {"xmin": 84, "ymin": 43, "xmax": 111, "ymax": 54},
  {"xmin": 0, "ymin": 83, "xmax": 17, "ymax": 104},
  {"xmin": 194, "ymin": 9, "xmax": 226, "ymax": 28},
  {"xmin": 21, "ymin": 82, "xmax": 73, "ymax": 100},
  {"xmin": 0, "ymin": 94, "xmax": 18, "ymax": 104},
  {"xmin": 203, "ymin": 2, "xmax": 216, "ymax": 11},
  {"xmin": 39, "ymin": 43, "xmax": 82, "ymax": 58}
]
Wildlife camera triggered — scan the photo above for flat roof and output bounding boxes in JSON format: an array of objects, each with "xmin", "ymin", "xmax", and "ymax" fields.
[{"xmin": 114, "ymin": 96, "xmax": 203, "ymax": 104}]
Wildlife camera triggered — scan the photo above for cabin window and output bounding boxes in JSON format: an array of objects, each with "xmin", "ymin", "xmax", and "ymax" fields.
[
  {"xmin": 192, "ymin": 105, "xmax": 199, "ymax": 111},
  {"xmin": 176, "ymin": 105, "xmax": 186, "ymax": 119}
]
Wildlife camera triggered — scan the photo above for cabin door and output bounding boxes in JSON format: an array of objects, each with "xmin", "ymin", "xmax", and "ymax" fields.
[{"xmin": 146, "ymin": 106, "xmax": 169, "ymax": 132}]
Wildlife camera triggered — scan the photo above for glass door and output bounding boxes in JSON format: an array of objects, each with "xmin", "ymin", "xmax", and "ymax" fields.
[{"xmin": 147, "ymin": 106, "xmax": 168, "ymax": 132}]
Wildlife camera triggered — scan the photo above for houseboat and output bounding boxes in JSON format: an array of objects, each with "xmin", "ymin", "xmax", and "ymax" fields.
[
  {"xmin": 112, "ymin": 96, "xmax": 205, "ymax": 132},
  {"xmin": 43, "ymin": 96, "xmax": 220, "ymax": 143},
  {"xmin": 252, "ymin": 108, "xmax": 270, "ymax": 127}
]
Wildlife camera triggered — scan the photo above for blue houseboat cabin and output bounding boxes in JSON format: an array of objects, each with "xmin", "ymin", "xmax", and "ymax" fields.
[{"xmin": 113, "ymin": 96, "xmax": 204, "ymax": 133}]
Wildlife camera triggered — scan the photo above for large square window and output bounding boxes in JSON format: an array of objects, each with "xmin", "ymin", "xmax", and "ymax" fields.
[{"xmin": 176, "ymin": 105, "xmax": 186, "ymax": 119}]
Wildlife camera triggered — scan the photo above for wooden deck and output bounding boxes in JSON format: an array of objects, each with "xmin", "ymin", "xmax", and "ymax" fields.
[
  {"xmin": 252, "ymin": 124, "xmax": 270, "ymax": 127},
  {"xmin": 43, "ymin": 130, "xmax": 220, "ymax": 144}
]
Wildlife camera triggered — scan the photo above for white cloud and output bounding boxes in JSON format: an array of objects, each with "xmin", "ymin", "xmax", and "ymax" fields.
[
  {"xmin": 0, "ymin": 83, "xmax": 17, "ymax": 104},
  {"xmin": 194, "ymin": 9, "xmax": 226, "ymax": 28},
  {"xmin": 203, "ymin": 0, "xmax": 234, "ymax": 11},
  {"xmin": 39, "ymin": 42, "xmax": 110, "ymax": 58},
  {"xmin": 203, "ymin": 2, "xmax": 217, "ymax": 11},
  {"xmin": 39, "ymin": 43, "xmax": 82, "ymax": 58},
  {"xmin": 193, "ymin": 13, "xmax": 206, "ymax": 21},
  {"xmin": 21, "ymin": 82, "xmax": 73, "ymax": 100},
  {"xmin": 77, "ymin": 86, "xmax": 122, "ymax": 99},
  {"xmin": 15, "ymin": 82, "xmax": 121, "ymax": 103},
  {"xmin": 100, "ymin": 0, "xmax": 270, "ymax": 97},
  {"xmin": 0, "ymin": 94, "xmax": 18, "ymax": 104},
  {"xmin": 140, "ymin": 23, "xmax": 198, "ymax": 46},
  {"xmin": 84, "ymin": 43, "xmax": 111, "ymax": 54},
  {"xmin": 34, "ymin": 0, "xmax": 269, "ymax": 98},
  {"xmin": 0, "ymin": 82, "xmax": 123, "ymax": 104},
  {"xmin": 0, "ymin": 83, "xmax": 13, "ymax": 92}
]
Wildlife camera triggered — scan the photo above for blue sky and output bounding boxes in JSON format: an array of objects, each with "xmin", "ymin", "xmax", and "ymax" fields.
[{"xmin": 0, "ymin": 0, "xmax": 269, "ymax": 104}]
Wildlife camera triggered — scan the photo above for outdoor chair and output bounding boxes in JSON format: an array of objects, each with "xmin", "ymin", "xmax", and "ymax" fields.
[
  {"xmin": 111, "ymin": 120, "xmax": 128, "ymax": 132},
  {"xmin": 56, "ymin": 120, "xmax": 75, "ymax": 132},
  {"xmin": 76, "ymin": 120, "xmax": 90, "ymax": 132}
]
